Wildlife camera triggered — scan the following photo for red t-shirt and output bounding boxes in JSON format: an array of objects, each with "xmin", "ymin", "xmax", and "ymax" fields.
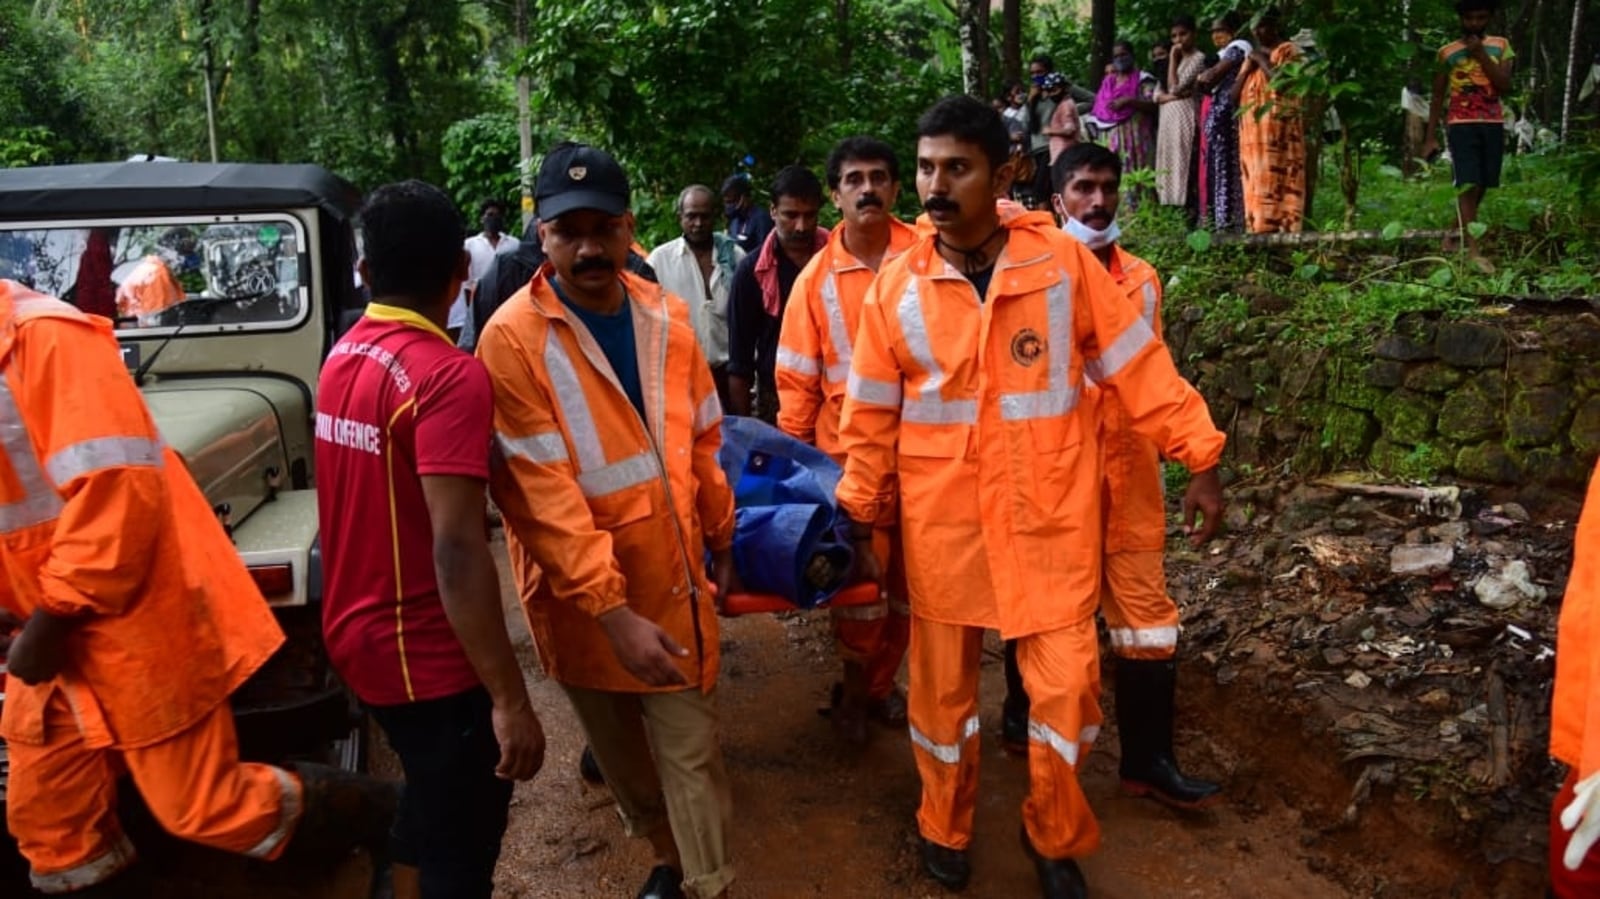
[{"xmin": 315, "ymin": 305, "xmax": 490, "ymax": 706}]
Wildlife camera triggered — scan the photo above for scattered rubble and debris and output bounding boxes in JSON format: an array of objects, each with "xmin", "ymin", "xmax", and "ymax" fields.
[{"xmin": 1172, "ymin": 472, "xmax": 1579, "ymax": 869}]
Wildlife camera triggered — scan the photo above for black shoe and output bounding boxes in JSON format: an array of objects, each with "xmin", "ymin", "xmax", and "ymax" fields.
[
  {"xmin": 579, "ymin": 745, "xmax": 605, "ymax": 786},
  {"xmin": 919, "ymin": 836, "xmax": 971, "ymax": 891},
  {"xmin": 636, "ymin": 864, "xmax": 685, "ymax": 899},
  {"xmin": 283, "ymin": 762, "xmax": 402, "ymax": 861},
  {"xmin": 1114, "ymin": 658, "xmax": 1222, "ymax": 810},
  {"xmin": 869, "ymin": 686, "xmax": 908, "ymax": 727},
  {"xmin": 1020, "ymin": 826, "xmax": 1088, "ymax": 899}
]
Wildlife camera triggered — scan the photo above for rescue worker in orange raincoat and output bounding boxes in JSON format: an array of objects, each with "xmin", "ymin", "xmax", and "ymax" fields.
[
  {"xmin": 113, "ymin": 253, "xmax": 185, "ymax": 324},
  {"xmin": 1550, "ymin": 458, "xmax": 1600, "ymax": 896},
  {"xmin": 997, "ymin": 142, "xmax": 1223, "ymax": 808},
  {"xmin": 0, "ymin": 279, "xmax": 397, "ymax": 896},
  {"xmin": 477, "ymin": 143, "xmax": 739, "ymax": 899},
  {"xmin": 776, "ymin": 136, "xmax": 919, "ymax": 745},
  {"xmin": 834, "ymin": 97, "xmax": 1226, "ymax": 899}
]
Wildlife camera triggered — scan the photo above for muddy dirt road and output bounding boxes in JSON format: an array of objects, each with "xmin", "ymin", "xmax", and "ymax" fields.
[{"xmin": 2, "ymin": 532, "xmax": 1535, "ymax": 897}]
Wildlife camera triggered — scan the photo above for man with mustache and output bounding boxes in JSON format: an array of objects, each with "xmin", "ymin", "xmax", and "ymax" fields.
[
  {"xmin": 477, "ymin": 142, "xmax": 740, "ymax": 899},
  {"xmin": 996, "ymin": 142, "xmax": 1223, "ymax": 811},
  {"xmin": 834, "ymin": 96, "xmax": 1226, "ymax": 899},
  {"xmin": 726, "ymin": 166, "xmax": 827, "ymax": 421},
  {"xmin": 774, "ymin": 137, "xmax": 918, "ymax": 745},
  {"xmin": 648, "ymin": 185, "xmax": 746, "ymax": 410}
]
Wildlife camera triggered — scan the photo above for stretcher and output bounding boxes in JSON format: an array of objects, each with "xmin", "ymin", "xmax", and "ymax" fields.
[{"xmin": 720, "ymin": 581, "xmax": 881, "ymax": 617}]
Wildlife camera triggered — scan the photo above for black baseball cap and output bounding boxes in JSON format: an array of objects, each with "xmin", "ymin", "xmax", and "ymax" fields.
[{"xmin": 535, "ymin": 142, "xmax": 630, "ymax": 220}]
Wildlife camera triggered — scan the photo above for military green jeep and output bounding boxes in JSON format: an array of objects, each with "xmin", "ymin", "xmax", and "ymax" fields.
[{"xmin": 0, "ymin": 162, "xmax": 370, "ymax": 820}]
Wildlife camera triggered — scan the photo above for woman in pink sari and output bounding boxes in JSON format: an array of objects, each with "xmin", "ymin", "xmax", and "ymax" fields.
[{"xmin": 1093, "ymin": 40, "xmax": 1159, "ymax": 176}]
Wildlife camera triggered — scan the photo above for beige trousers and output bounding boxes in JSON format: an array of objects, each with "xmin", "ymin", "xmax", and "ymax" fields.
[{"xmin": 563, "ymin": 685, "xmax": 735, "ymax": 899}]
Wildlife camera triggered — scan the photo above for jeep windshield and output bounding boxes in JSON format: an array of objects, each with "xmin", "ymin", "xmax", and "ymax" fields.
[{"xmin": 0, "ymin": 214, "xmax": 309, "ymax": 334}]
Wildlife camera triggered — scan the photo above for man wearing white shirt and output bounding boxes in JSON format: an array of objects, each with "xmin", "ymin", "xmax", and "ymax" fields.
[
  {"xmin": 647, "ymin": 184, "xmax": 745, "ymax": 409},
  {"xmin": 448, "ymin": 198, "xmax": 519, "ymax": 341}
]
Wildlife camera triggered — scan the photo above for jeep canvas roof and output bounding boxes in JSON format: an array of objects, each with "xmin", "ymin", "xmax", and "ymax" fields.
[{"xmin": 0, "ymin": 162, "xmax": 361, "ymax": 222}]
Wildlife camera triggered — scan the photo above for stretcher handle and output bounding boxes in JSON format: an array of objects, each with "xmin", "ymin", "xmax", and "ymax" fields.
[{"xmin": 718, "ymin": 581, "xmax": 882, "ymax": 617}]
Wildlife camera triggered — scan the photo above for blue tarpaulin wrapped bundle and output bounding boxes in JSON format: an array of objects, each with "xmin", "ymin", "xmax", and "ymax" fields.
[{"xmin": 715, "ymin": 416, "xmax": 855, "ymax": 609}]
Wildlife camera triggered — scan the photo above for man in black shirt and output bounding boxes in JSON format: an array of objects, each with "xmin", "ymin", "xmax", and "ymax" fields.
[{"xmin": 725, "ymin": 166, "xmax": 825, "ymax": 421}]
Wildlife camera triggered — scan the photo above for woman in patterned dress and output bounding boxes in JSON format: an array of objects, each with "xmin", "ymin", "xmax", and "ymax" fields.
[
  {"xmin": 1196, "ymin": 12, "xmax": 1251, "ymax": 231},
  {"xmin": 1092, "ymin": 40, "xmax": 1159, "ymax": 177}
]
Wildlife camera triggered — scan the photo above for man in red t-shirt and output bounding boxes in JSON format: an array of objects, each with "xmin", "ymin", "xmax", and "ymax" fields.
[{"xmin": 316, "ymin": 180, "xmax": 545, "ymax": 898}]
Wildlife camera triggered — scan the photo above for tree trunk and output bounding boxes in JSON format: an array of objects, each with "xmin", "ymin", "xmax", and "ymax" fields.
[
  {"xmin": 198, "ymin": 0, "xmax": 220, "ymax": 162},
  {"xmin": 1002, "ymin": 0, "xmax": 1020, "ymax": 87},
  {"xmin": 1089, "ymin": 0, "xmax": 1114, "ymax": 87},
  {"xmin": 957, "ymin": 0, "xmax": 984, "ymax": 98},
  {"xmin": 1562, "ymin": 0, "xmax": 1583, "ymax": 141},
  {"xmin": 836, "ymin": 0, "xmax": 852, "ymax": 73},
  {"xmin": 977, "ymin": 0, "xmax": 991, "ymax": 99},
  {"xmin": 516, "ymin": 0, "xmax": 533, "ymax": 227}
]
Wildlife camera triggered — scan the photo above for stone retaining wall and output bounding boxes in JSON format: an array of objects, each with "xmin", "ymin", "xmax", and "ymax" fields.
[{"xmin": 1165, "ymin": 301, "xmax": 1600, "ymax": 488}]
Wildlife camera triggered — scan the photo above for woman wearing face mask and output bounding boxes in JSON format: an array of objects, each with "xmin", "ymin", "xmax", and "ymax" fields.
[
  {"xmin": 1195, "ymin": 12, "xmax": 1251, "ymax": 231},
  {"xmin": 1091, "ymin": 40, "xmax": 1159, "ymax": 184},
  {"xmin": 1154, "ymin": 15, "xmax": 1206, "ymax": 215}
]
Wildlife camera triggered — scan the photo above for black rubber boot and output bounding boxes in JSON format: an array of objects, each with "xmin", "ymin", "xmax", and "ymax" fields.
[
  {"xmin": 919, "ymin": 836, "xmax": 971, "ymax": 891},
  {"xmin": 1020, "ymin": 826, "xmax": 1088, "ymax": 899},
  {"xmin": 282, "ymin": 762, "xmax": 402, "ymax": 861},
  {"xmin": 1113, "ymin": 658, "xmax": 1222, "ymax": 810},
  {"xmin": 1001, "ymin": 639, "xmax": 1030, "ymax": 755}
]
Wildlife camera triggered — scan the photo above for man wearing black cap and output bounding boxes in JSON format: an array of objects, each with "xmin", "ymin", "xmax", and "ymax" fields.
[{"xmin": 477, "ymin": 142, "xmax": 739, "ymax": 899}]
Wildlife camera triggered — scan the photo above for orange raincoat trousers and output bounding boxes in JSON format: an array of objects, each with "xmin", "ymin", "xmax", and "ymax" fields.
[
  {"xmin": 0, "ymin": 281, "xmax": 296, "ymax": 893},
  {"xmin": 835, "ymin": 215, "xmax": 1224, "ymax": 858},
  {"xmin": 1550, "ymin": 459, "xmax": 1600, "ymax": 895},
  {"xmin": 1097, "ymin": 247, "xmax": 1180, "ymax": 661},
  {"xmin": 776, "ymin": 218, "xmax": 920, "ymax": 699}
]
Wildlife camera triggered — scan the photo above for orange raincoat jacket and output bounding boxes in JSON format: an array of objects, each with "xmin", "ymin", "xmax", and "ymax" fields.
[
  {"xmin": 776, "ymin": 218, "xmax": 921, "ymax": 459},
  {"xmin": 1099, "ymin": 246, "xmax": 1167, "ymax": 554},
  {"xmin": 478, "ymin": 267, "xmax": 735, "ymax": 694},
  {"xmin": 1553, "ymin": 460, "xmax": 1600, "ymax": 778},
  {"xmin": 0, "ymin": 280, "xmax": 283, "ymax": 750},
  {"xmin": 835, "ymin": 214, "xmax": 1223, "ymax": 637},
  {"xmin": 114, "ymin": 255, "xmax": 185, "ymax": 321}
]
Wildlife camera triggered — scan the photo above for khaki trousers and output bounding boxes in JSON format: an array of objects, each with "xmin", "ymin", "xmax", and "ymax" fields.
[{"xmin": 563, "ymin": 685, "xmax": 734, "ymax": 899}]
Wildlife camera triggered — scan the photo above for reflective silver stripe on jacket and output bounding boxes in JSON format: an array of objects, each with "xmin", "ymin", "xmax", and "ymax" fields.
[
  {"xmin": 1027, "ymin": 720, "xmax": 1101, "ymax": 766},
  {"xmin": 46, "ymin": 436, "xmax": 162, "ymax": 484},
  {"xmin": 1141, "ymin": 281, "xmax": 1158, "ymax": 326},
  {"xmin": 1084, "ymin": 315, "xmax": 1155, "ymax": 383},
  {"xmin": 819, "ymin": 273, "xmax": 853, "ymax": 383},
  {"xmin": 897, "ymin": 281, "xmax": 978, "ymax": 426},
  {"xmin": 497, "ymin": 431, "xmax": 569, "ymax": 464},
  {"xmin": 693, "ymin": 390, "xmax": 723, "ymax": 436},
  {"xmin": 0, "ymin": 377, "xmax": 65, "ymax": 533},
  {"xmin": 846, "ymin": 371, "xmax": 902, "ymax": 408},
  {"xmin": 542, "ymin": 335, "xmax": 660, "ymax": 498},
  {"xmin": 774, "ymin": 346, "xmax": 820, "ymax": 376},
  {"xmin": 999, "ymin": 280, "xmax": 1077, "ymax": 422},
  {"xmin": 909, "ymin": 714, "xmax": 982, "ymax": 764},
  {"xmin": 1108, "ymin": 625, "xmax": 1179, "ymax": 651}
]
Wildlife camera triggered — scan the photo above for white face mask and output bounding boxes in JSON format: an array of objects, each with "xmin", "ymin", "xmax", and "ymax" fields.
[{"xmin": 1061, "ymin": 214, "xmax": 1121, "ymax": 250}]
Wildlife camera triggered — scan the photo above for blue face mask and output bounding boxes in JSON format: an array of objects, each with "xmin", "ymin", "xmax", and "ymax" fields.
[
  {"xmin": 725, "ymin": 203, "xmax": 742, "ymax": 220},
  {"xmin": 1113, "ymin": 56, "xmax": 1136, "ymax": 74}
]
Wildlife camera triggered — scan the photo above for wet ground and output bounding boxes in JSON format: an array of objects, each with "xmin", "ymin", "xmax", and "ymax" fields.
[{"xmin": 2, "ymin": 524, "xmax": 1549, "ymax": 897}]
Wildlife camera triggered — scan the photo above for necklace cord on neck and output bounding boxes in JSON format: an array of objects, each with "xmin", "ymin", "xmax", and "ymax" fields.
[{"xmin": 936, "ymin": 225, "xmax": 1006, "ymax": 275}]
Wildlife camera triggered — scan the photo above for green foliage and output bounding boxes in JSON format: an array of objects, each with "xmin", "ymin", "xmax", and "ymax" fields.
[
  {"xmin": 0, "ymin": 6, "xmax": 105, "ymax": 165},
  {"xmin": 440, "ymin": 114, "xmax": 526, "ymax": 219}
]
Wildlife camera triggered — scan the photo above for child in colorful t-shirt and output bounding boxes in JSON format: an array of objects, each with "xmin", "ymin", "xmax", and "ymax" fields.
[{"xmin": 1422, "ymin": 0, "xmax": 1514, "ymax": 269}]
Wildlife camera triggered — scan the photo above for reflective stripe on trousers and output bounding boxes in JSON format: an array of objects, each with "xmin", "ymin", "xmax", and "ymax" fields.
[{"xmin": 909, "ymin": 715, "xmax": 981, "ymax": 765}]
